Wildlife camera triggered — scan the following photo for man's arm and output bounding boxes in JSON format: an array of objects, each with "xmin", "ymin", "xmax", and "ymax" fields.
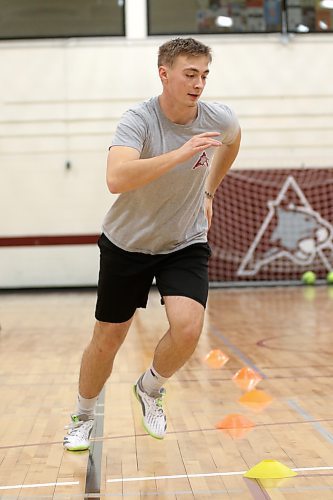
[
  {"xmin": 204, "ymin": 129, "xmax": 241, "ymax": 229},
  {"xmin": 205, "ymin": 129, "xmax": 241, "ymax": 197},
  {"xmin": 107, "ymin": 132, "xmax": 221, "ymax": 193}
]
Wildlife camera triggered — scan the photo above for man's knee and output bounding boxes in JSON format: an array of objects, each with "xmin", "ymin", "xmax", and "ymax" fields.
[
  {"xmin": 170, "ymin": 313, "xmax": 204, "ymax": 345},
  {"xmin": 165, "ymin": 296, "xmax": 205, "ymax": 345},
  {"xmin": 92, "ymin": 319, "xmax": 132, "ymax": 353}
]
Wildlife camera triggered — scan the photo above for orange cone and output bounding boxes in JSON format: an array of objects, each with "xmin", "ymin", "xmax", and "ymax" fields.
[
  {"xmin": 216, "ymin": 413, "xmax": 255, "ymax": 439},
  {"xmin": 239, "ymin": 389, "xmax": 273, "ymax": 411},
  {"xmin": 216, "ymin": 413, "xmax": 254, "ymax": 429},
  {"xmin": 232, "ymin": 367, "xmax": 262, "ymax": 391},
  {"xmin": 204, "ymin": 349, "xmax": 229, "ymax": 369},
  {"xmin": 220, "ymin": 426, "xmax": 253, "ymax": 439}
]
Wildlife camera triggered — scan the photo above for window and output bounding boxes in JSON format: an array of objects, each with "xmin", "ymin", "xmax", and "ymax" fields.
[
  {"xmin": 148, "ymin": 0, "xmax": 282, "ymax": 35},
  {"xmin": 286, "ymin": 0, "xmax": 333, "ymax": 32},
  {"xmin": 0, "ymin": 0, "xmax": 125, "ymax": 39}
]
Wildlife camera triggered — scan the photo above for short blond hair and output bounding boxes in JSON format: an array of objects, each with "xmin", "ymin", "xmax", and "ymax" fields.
[{"xmin": 158, "ymin": 37, "xmax": 212, "ymax": 67}]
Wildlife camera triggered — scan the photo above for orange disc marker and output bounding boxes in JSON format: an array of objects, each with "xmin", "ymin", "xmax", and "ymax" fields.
[
  {"xmin": 221, "ymin": 426, "xmax": 253, "ymax": 439},
  {"xmin": 232, "ymin": 367, "xmax": 263, "ymax": 392},
  {"xmin": 239, "ymin": 389, "xmax": 273, "ymax": 411},
  {"xmin": 204, "ymin": 349, "xmax": 229, "ymax": 369},
  {"xmin": 216, "ymin": 413, "xmax": 254, "ymax": 429},
  {"xmin": 216, "ymin": 413, "xmax": 254, "ymax": 439}
]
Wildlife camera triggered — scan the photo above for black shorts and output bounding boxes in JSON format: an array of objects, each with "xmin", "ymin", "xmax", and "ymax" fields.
[{"xmin": 95, "ymin": 233, "xmax": 211, "ymax": 323}]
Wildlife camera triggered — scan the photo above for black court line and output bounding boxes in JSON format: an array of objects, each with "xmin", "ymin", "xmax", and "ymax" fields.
[
  {"xmin": 3, "ymin": 417, "xmax": 333, "ymax": 451},
  {"xmin": 85, "ymin": 388, "xmax": 105, "ymax": 499}
]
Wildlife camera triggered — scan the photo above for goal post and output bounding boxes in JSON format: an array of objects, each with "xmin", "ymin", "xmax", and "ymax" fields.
[{"xmin": 208, "ymin": 168, "xmax": 333, "ymax": 285}]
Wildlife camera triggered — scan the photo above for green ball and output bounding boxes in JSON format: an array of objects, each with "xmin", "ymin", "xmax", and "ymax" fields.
[
  {"xmin": 327, "ymin": 271, "xmax": 333, "ymax": 284},
  {"xmin": 302, "ymin": 271, "xmax": 316, "ymax": 285}
]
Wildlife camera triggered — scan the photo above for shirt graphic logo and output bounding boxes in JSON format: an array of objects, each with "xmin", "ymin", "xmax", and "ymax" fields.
[
  {"xmin": 237, "ymin": 175, "xmax": 333, "ymax": 276},
  {"xmin": 192, "ymin": 151, "xmax": 209, "ymax": 170}
]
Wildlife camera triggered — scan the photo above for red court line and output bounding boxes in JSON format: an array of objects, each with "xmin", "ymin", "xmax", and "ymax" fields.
[{"xmin": 0, "ymin": 234, "xmax": 99, "ymax": 247}]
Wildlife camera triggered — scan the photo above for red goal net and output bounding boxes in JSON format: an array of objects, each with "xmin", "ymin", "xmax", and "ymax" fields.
[{"xmin": 208, "ymin": 168, "xmax": 333, "ymax": 284}]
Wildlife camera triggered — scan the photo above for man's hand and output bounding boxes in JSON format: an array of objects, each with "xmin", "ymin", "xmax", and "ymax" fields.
[{"xmin": 177, "ymin": 132, "xmax": 221, "ymax": 163}]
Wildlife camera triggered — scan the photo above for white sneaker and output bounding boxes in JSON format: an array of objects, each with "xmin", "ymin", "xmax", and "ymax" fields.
[
  {"xmin": 63, "ymin": 414, "xmax": 94, "ymax": 451},
  {"xmin": 134, "ymin": 378, "xmax": 167, "ymax": 439}
]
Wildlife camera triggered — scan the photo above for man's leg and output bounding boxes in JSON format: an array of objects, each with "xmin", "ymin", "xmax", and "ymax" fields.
[
  {"xmin": 153, "ymin": 295, "xmax": 205, "ymax": 376},
  {"xmin": 79, "ymin": 318, "xmax": 133, "ymax": 398},
  {"xmin": 64, "ymin": 318, "xmax": 133, "ymax": 451},
  {"xmin": 134, "ymin": 296, "xmax": 205, "ymax": 439}
]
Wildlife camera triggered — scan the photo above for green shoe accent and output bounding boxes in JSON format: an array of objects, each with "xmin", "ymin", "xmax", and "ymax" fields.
[{"xmin": 133, "ymin": 382, "xmax": 167, "ymax": 439}]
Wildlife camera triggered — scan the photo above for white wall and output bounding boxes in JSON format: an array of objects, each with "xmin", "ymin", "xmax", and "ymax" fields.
[{"xmin": 0, "ymin": 29, "xmax": 332, "ymax": 287}]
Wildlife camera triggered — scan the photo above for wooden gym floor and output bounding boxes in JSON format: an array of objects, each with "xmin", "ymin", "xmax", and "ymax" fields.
[{"xmin": 0, "ymin": 285, "xmax": 333, "ymax": 499}]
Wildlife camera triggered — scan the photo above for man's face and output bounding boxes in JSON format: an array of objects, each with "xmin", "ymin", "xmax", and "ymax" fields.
[{"xmin": 160, "ymin": 55, "xmax": 210, "ymax": 107}]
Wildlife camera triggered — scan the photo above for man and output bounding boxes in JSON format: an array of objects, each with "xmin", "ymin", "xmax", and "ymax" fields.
[{"xmin": 64, "ymin": 37, "xmax": 241, "ymax": 451}]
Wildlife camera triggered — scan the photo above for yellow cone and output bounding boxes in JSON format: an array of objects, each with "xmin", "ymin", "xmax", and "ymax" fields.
[
  {"xmin": 259, "ymin": 478, "xmax": 290, "ymax": 488},
  {"xmin": 244, "ymin": 459, "xmax": 297, "ymax": 479}
]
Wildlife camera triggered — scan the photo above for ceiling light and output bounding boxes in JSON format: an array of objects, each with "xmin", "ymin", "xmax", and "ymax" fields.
[
  {"xmin": 296, "ymin": 24, "xmax": 310, "ymax": 32},
  {"xmin": 320, "ymin": 0, "xmax": 333, "ymax": 8},
  {"xmin": 319, "ymin": 20, "xmax": 328, "ymax": 29},
  {"xmin": 216, "ymin": 16, "xmax": 233, "ymax": 28}
]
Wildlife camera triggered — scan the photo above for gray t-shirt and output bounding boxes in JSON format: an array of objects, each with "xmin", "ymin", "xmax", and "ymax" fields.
[{"xmin": 102, "ymin": 96, "xmax": 239, "ymax": 254}]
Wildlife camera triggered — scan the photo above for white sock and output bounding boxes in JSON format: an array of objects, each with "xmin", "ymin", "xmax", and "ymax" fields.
[
  {"xmin": 76, "ymin": 393, "xmax": 98, "ymax": 419},
  {"xmin": 140, "ymin": 365, "xmax": 169, "ymax": 397}
]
